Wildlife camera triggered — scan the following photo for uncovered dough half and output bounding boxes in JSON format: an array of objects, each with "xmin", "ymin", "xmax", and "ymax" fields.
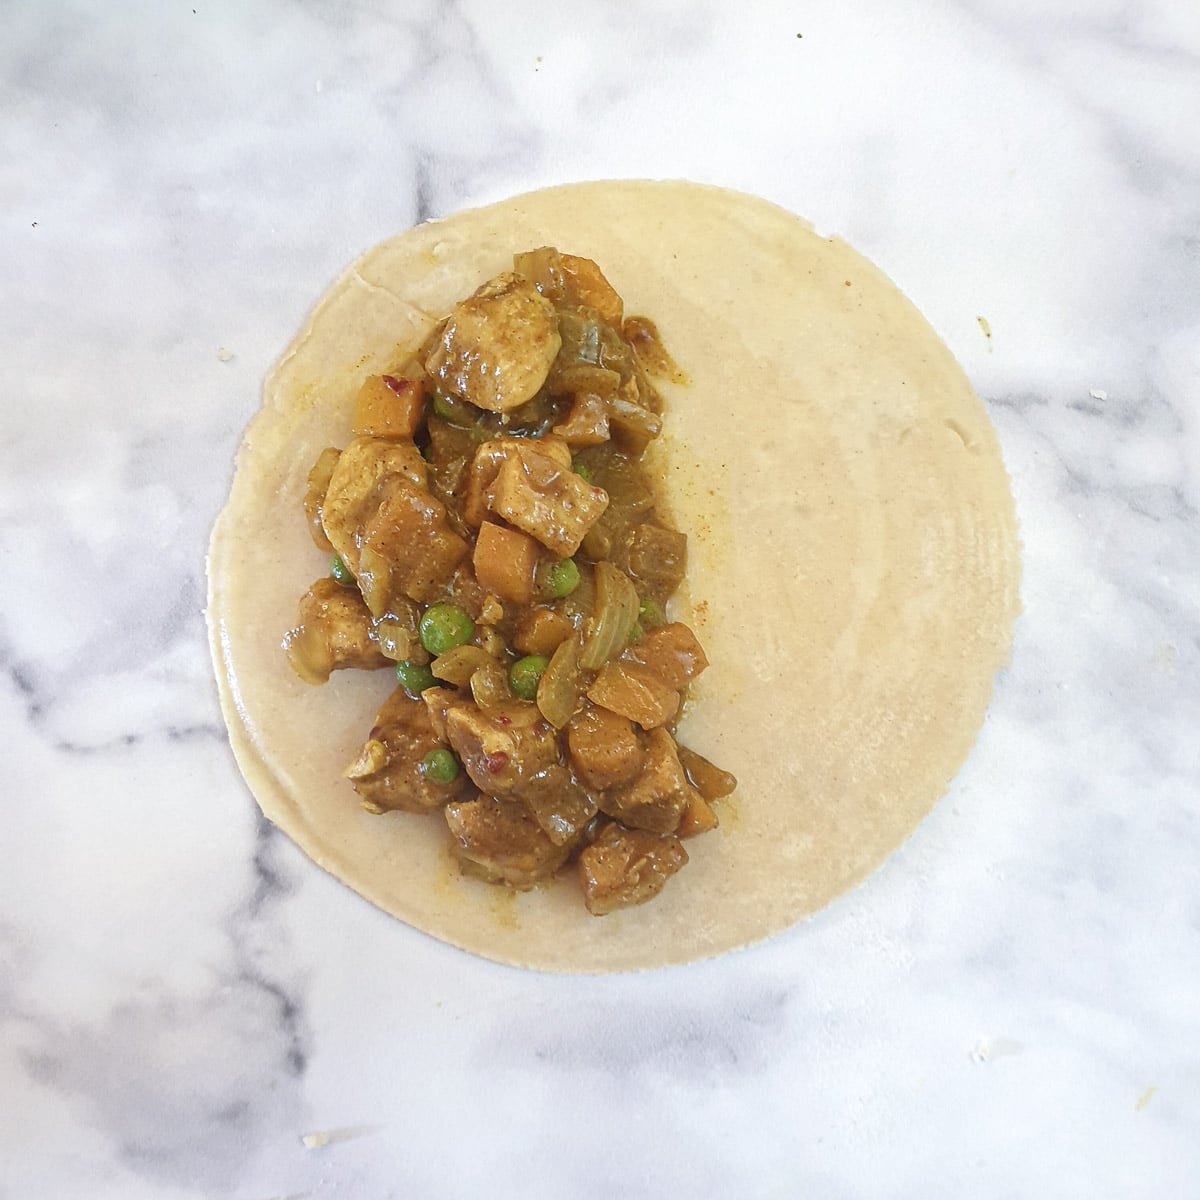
[{"xmin": 207, "ymin": 180, "xmax": 1020, "ymax": 972}]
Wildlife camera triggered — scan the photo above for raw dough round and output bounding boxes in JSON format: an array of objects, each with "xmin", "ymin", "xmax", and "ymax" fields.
[{"xmin": 207, "ymin": 181, "xmax": 1020, "ymax": 972}]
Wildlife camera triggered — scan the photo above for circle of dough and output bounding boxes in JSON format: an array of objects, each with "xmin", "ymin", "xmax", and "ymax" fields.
[{"xmin": 207, "ymin": 181, "xmax": 1021, "ymax": 973}]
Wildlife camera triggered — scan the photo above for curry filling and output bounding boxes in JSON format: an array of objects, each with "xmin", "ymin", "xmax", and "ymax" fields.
[{"xmin": 284, "ymin": 246, "xmax": 735, "ymax": 915}]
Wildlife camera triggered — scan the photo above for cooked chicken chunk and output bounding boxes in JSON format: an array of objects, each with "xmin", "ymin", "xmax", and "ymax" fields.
[
  {"xmin": 320, "ymin": 436, "xmax": 428, "ymax": 571},
  {"xmin": 425, "ymin": 272, "xmax": 561, "ymax": 413},
  {"xmin": 344, "ymin": 687, "xmax": 469, "ymax": 813},
  {"xmin": 444, "ymin": 701, "xmax": 558, "ymax": 801},
  {"xmin": 319, "ymin": 436, "xmax": 466, "ymax": 612},
  {"xmin": 445, "ymin": 794, "xmax": 573, "ymax": 887},
  {"xmin": 567, "ymin": 704, "xmax": 644, "ymax": 790},
  {"xmin": 518, "ymin": 763, "xmax": 599, "ymax": 845},
  {"xmin": 597, "ymin": 727, "xmax": 699, "ymax": 833},
  {"xmin": 577, "ymin": 821, "xmax": 688, "ymax": 915},
  {"xmin": 359, "ymin": 480, "xmax": 469, "ymax": 608},
  {"xmin": 463, "ymin": 435, "xmax": 572, "ymax": 527},
  {"xmin": 551, "ymin": 391, "xmax": 610, "ymax": 446},
  {"xmin": 624, "ymin": 523, "xmax": 687, "ymax": 605},
  {"xmin": 486, "ymin": 443, "xmax": 610, "ymax": 556},
  {"xmin": 421, "ymin": 686, "xmax": 462, "ymax": 741},
  {"xmin": 284, "ymin": 577, "xmax": 391, "ymax": 684}
]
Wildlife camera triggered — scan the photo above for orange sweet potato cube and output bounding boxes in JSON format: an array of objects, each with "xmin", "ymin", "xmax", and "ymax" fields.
[
  {"xmin": 353, "ymin": 375, "xmax": 426, "ymax": 438},
  {"xmin": 512, "ymin": 607, "xmax": 573, "ymax": 657},
  {"xmin": 473, "ymin": 521, "xmax": 539, "ymax": 604},
  {"xmin": 586, "ymin": 660, "xmax": 680, "ymax": 729}
]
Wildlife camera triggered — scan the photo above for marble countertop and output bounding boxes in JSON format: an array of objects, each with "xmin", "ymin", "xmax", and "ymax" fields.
[{"xmin": 4, "ymin": 2, "xmax": 1198, "ymax": 1196}]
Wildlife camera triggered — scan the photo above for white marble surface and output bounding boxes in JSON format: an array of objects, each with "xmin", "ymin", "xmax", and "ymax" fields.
[{"xmin": 3, "ymin": 1, "xmax": 1198, "ymax": 1196}]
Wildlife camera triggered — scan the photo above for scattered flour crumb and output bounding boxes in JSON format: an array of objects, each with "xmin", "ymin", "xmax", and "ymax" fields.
[
  {"xmin": 971, "ymin": 1036, "xmax": 1024, "ymax": 1063},
  {"xmin": 1136, "ymin": 1086, "xmax": 1157, "ymax": 1112},
  {"xmin": 218, "ymin": 347, "xmax": 234, "ymax": 362},
  {"xmin": 300, "ymin": 1124, "xmax": 381, "ymax": 1150},
  {"xmin": 1089, "ymin": 388, "xmax": 1107, "ymax": 400}
]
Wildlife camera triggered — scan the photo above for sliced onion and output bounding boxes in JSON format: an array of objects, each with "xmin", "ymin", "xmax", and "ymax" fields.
[
  {"xmin": 303, "ymin": 447, "xmax": 341, "ymax": 552},
  {"xmin": 580, "ymin": 563, "xmax": 640, "ymax": 670},
  {"xmin": 355, "ymin": 544, "xmax": 392, "ymax": 617},
  {"xmin": 554, "ymin": 364, "xmax": 621, "ymax": 396},
  {"xmin": 537, "ymin": 632, "xmax": 586, "ymax": 727},
  {"xmin": 372, "ymin": 611, "xmax": 424, "ymax": 662},
  {"xmin": 470, "ymin": 659, "xmax": 511, "ymax": 709},
  {"xmin": 513, "ymin": 247, "xmax": 567, "ymax": 300},
  {"xmin": 431, "ymin": 645, "xmax": 494, "ymax": 687}
]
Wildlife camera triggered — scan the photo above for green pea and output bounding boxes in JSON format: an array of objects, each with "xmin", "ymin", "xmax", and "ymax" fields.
[
  {"xmin": 420, "ymin": 748, "xmax": 460, "ymax": 784},
  {"xmin": 395, "ymin": 659, "xmax": 436, "ymax": 696},
  {"xmin": 509, "ymin": 654, "xmax": 550, "ymax": 700},
  {"xmin": 432, "ymin": 392, "xmax": 481, "ymax": 427},
  {"xmin": 572, "ymin": 460, "xmax": 593, "ymax": 483},
  {"xmin": 547, "ymin": 557, "xmax": 581, "ymax": 598},
  {"xmin": 329, "ymin": 554, "xmax": 354, "ymax": 585},
  {"xmin": 638, "ymin": 597, "xmax": 664, "ymax": 627},
  {"xmin": 419, "ymin": 603, "xmax": 474, "ymax": 654}
]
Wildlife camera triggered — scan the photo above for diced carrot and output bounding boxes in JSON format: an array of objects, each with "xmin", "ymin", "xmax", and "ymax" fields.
[
  {"xmin": 353, "ymin": 375, "xmax": 426, "ymax": 438},
  {"xmin": 473, "ymin": 521, "xmax": 539, "ymax": 604},
  {"xmin": 512, "ymin": 607, "xmax": 573, "ymax": 657},
  {"xmin": 561, "ymin": 254, "xmax": 624, "ymax": 326},
  {"xmin": 677, "ymin": 791, "xmax": 719, "ymax": 838}
]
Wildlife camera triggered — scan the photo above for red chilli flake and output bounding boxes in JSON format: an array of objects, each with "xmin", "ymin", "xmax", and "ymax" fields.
[
  {"xmin": 485, "ymin": 752, "xmax": 509, "ymax": 774},
  {"xmin": 495, "ymin": 714, "xmax": 512, "ymax": 726}
]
